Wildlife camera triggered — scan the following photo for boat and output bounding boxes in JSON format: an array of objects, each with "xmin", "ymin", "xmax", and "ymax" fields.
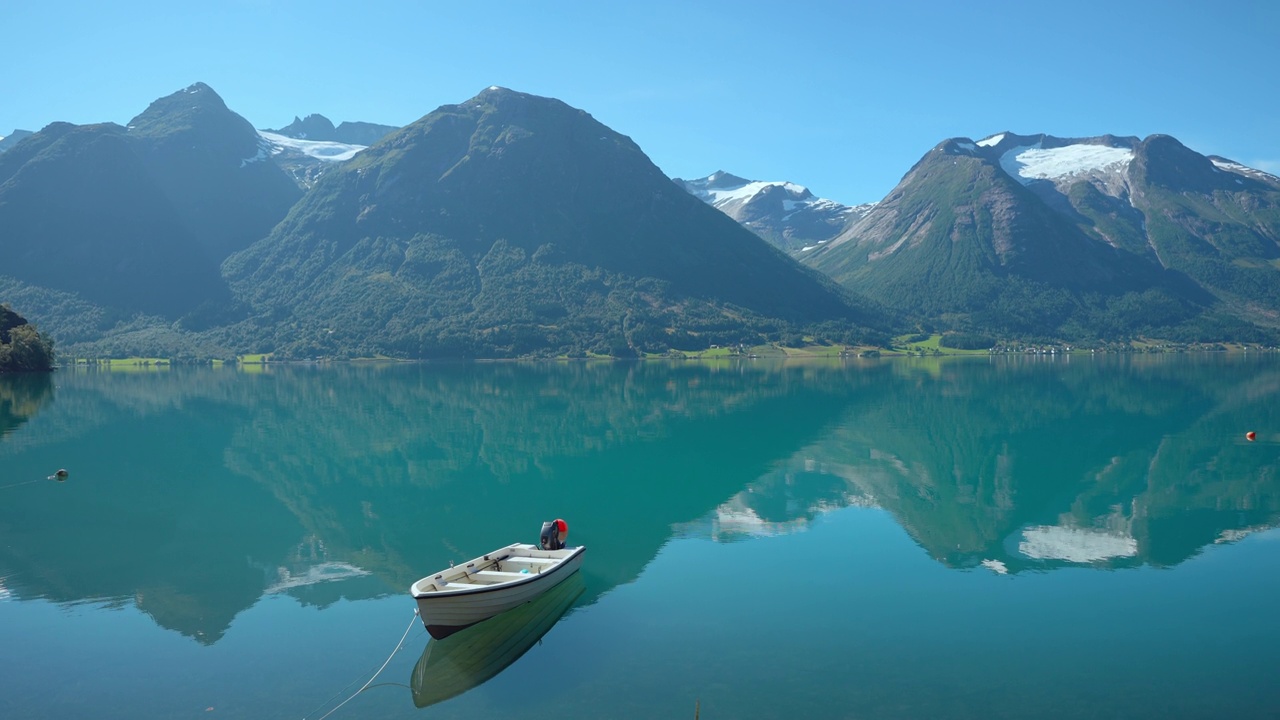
[
  {"xmin": 410, "ymin": 570, "xmax": 584, "ymax": 708},
  {"xmin": 410, "ymin": 520, "xmax": 585, "ymax": 639}
]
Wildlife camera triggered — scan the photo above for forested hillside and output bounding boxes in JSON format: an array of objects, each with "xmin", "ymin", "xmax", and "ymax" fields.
[
  {"xmin": 222, "ymin": 87, "xmax": 891, "ymax": 358},
  {"xmin": 0, "ymin": 305, "xmax": 54, "ymax": 372}
]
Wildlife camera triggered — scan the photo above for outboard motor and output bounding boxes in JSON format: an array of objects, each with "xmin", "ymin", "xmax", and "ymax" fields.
[{"xmin": 539, "ymin": 518, "xmax": 568, "ymax": 550}]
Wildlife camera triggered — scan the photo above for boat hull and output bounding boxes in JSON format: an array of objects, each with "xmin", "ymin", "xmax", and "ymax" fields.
[{"xmin": 412, "ymin": 545, "xmax": 585, "ymax": 639}]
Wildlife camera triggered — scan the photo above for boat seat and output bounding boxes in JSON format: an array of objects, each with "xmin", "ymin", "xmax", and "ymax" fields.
[
  {"xmin": 507, "ymin": 556, "xmax": 557, "ymax": 564},
  {"xmin": 432, "ymin": 581, "xmax": 480, "ymax": 591},
  {"xmin": 471, "ymin": 570, "xmax": 531, "ymax": 583}
]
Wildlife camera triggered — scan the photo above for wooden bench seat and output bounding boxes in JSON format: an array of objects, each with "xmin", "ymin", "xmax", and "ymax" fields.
[{"xmin": 471, "ymin": 570, "xmax": 531, "ymax": 583}]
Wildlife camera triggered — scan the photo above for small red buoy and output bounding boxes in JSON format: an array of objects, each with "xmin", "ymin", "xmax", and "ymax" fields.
[{"xmin": 1246, "ymin": 431, "xmax": 1257, "ymax": 441}]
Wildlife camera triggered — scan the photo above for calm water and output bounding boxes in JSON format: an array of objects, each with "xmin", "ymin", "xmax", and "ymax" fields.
[{"xmin": 2, "ymin": 355, "xmax": 1279, "ymax": 719}]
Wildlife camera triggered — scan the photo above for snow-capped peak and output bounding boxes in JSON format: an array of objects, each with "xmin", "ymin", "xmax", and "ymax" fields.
[
  {"xmin": 977, "ymin": 133, "xmax": 1006, "ymax": 148},
  {"xmin": 677, "ymin": 170, "xmax": 874, "ymax": 255},
  {"xmin": 682, "ymin": 172, "xmax": 813, "ymax": 205}
]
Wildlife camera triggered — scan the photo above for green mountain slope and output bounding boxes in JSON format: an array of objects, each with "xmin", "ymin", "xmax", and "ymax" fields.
[
  {"xmin": 805, "ymin": 133, "xmax": 1279, "ymax": 342},
  {"xmin": 1130, "ymin": 136, "xmax": 1280, "ymax": 320},
  {"xmin": 224, "ymin": 87, "xmax": 888, "ymax": 358},
  {"xmin": 0, "ymin": 83, "xmax": 300, "ymax": 326}
]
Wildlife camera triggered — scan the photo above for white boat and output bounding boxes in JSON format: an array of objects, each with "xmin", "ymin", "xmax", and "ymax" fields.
[{"xmin": 411, "ymin": 542, "xmax": 586, "ymax": 639}]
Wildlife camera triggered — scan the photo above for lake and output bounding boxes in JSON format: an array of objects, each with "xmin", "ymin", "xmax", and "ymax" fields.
[{"xmin": 2, "ymin": 354, "xmax": 1278, "ymax": 719}]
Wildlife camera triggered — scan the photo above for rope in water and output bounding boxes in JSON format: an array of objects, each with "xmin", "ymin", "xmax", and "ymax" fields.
[
  {"xmin": 0, "ymin": 470, "xmax": 69, "ymax": 491},
  {"xmin": 302, "ymin": 608, "xmax": 421, "ymax": 720},
  {"xmin": 0, "ymin": 477, "xmax": 56, "ymax": 491}
]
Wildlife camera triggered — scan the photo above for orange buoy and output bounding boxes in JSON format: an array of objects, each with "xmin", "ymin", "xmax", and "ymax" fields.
[{"xmin": 1246, "ymin": 431, "xmax": 1257, "ymax": 441}]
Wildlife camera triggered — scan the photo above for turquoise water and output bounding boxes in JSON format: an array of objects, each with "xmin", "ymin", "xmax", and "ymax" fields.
[{"xmin": 1, "ymin": 355, "xmax": 1278, "ymax": 718}]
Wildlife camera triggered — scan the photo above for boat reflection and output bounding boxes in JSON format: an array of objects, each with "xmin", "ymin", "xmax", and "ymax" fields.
[{"xmin": 409, "ymin": 570, "xmax": 584, "ymax": 709}]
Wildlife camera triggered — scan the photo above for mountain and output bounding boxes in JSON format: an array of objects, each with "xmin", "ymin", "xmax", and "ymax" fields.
[
  {"xmin": 675, "ymin": 171, "xmax": 874, "ymax": 255},
  {"xmin": 803, "ymin": 132, "xmax": 1280, "ymax": 342},
  {"xmin": 0, "ymin": 83, "xmax": 301, "ymax": 329},
  {"xmin": 125, "ymin": 83, "xmax": 305, "ymax": 262},
  {"xmin": 0, "ymin": 129, "xmax": 33, "ymax": 153},
  {"xmin": 223, "ymin": 87, "xmax": 887, "ymax": 359},
  {"xmin": 267, "ymin": 113, "xmax": 398, "ymax": 146}
]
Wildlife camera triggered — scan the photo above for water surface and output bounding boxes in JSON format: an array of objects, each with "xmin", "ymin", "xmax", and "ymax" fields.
[{"xmin": 2, "ymin": 355, "xmax": 1278, "ymax": 718}]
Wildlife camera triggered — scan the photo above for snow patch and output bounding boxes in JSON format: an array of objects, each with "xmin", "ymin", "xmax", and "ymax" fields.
[
  {"xmin": 1018, "ymin": 525, "xmax": 1138, "ymax": 562},
  {"xmin": 721, "ymin": 181, "xmax": 806, "ymax": 204},
  {"xmin": 981, "ymin": 559, "xmax": 1009, "ymax": 574},
  {"xmin": 1210, "ymin": 158, "xmax": 1279, "ymax": 183},
  {"xmin": 258, "ymin": 131, "xmax": 366, "ymax": 162},
  {"xmin": 1216, "ymin": 525, "xmax": 1280, "ymax": 544},
  {"xmin": 265, "ymin": 562, "xmax": 370, "ymax": 594},
  {"xmin": 1000, "ymin": 143, "xmax": 1133, "ymax": 185},
  {"xmin": 977, "ymin": 133, "xmax": 1005, "ymax": 147},
  {"xmin": 240, "ymin": 142, "xmax": 268, "ymax": 168},
  {"xmin": 956, "ymin": 141, "xmax": 977, "ymax": 152}
]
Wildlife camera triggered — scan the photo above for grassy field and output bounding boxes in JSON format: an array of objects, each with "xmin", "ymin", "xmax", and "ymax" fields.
[
  {"xmin": 887, "ymin": 333, "xmax": 1001, "ymax": 356},
  {"xmin": 68, "ymin": 357, "xmax": 171, "ymax": 369},
  {"xmin": 59, "ymin": 337, "xmax": 1272, "ymax": 370}
]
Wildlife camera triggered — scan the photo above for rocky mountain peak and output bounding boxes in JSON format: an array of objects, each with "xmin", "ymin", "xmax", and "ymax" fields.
[
  {"xmin": 703, "ymin": 170, "xmax": 750, "ymax": 188},
  {"xmin": 125, "ymin": 81, "xmax": 261, "ymax": 161},
  {"xmin": 1134, "ymin": 133, "xmax": 1229, "ymax": 192},
  {"xmin": 0, "ymin": 129, "xmax": 34, "ymax": 153},
  {"xmin": 131, "ymin": 82, "xmax": 232, "ymax": 126},
  {"xmin": 269, "ymin": 113, "xmax": 337, "ymax": 140}
]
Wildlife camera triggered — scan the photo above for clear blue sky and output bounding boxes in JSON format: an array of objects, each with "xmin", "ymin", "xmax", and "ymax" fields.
[{"xmin": 3, "ymin": 0, "xmax": 1276, "ymax": 204}]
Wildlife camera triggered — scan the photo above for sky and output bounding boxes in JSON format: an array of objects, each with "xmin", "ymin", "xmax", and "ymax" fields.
[{"xmin": 3, "ymin": 0, "xmax": 1277, "ymax": 204}]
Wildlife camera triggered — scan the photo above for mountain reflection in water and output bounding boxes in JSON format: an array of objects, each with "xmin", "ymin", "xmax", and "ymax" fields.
[
  {"xmin": 0, "ymin": 354, "xmax": 1277, "ymax": 644},
  {"xmin": 671, "ymin": 354, "xmax": 1280, "ymax": 574}
]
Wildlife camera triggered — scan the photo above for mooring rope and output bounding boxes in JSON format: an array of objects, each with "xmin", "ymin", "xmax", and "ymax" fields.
[
  {"xmin": 0, "ymin": 471, "xmax": 69, "ymax": 491},
  {"xmin": 0, "ymin": 478, "xmax": 46, "ymax": 491},
  {"xmin": 302, "ymin": 608, "xmax": 421, "ymax": 720}
]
